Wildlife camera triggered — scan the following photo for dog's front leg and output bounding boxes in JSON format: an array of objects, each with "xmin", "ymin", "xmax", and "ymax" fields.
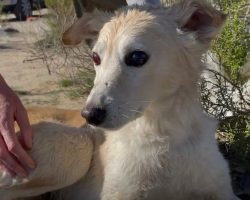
[{"xmin": 0, "ymin": 122, "xmax": 94, "ymax": 200}]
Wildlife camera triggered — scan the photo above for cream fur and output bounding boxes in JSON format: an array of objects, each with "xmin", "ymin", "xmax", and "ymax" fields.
[{"xmin": 0, "ymin": 1, "xmax": 240, "ymax": 199}]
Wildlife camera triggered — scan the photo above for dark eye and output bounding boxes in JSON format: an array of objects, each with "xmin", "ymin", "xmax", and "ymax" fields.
[
  {"xmin": 92, "ymin": 52, "xmax": 101, "ymax": 66},
  {"xmin": 125, "ymin": 50, "xmax": 149, "ymax": 67}
]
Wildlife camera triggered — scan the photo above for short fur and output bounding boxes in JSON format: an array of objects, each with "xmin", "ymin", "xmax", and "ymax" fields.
[{"xmin": 0, "ymin": 1, "xmax": 240, "ymax": 199}]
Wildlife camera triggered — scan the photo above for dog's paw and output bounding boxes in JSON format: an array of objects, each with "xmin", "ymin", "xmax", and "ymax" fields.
[{"xmin": 0, "ymin": 171, "xmax": 28, "ymax": 188}]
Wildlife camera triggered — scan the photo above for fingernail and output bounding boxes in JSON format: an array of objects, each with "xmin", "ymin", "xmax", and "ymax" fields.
[
  {"xmin": 29, "ymin": 160, "xmax": 36, "ymax": 169},
  {"xmin": 26, "ymin": 139, "xmax": 32, "ymax": 149}
]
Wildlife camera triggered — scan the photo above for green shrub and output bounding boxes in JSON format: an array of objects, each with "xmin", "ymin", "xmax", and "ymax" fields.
[
  {"xmin": 219, "ymin": 115, "xmax": 250, "ymax": 169},
  {"xmin": 201, "ymin": 0, "xmax": 250, "ymax": 170},
  {"xmin": 212, "ymin": 0, "xmax": 250, "ymax": 82},
  {"xmin": 34, "ymin": 0, "xmax": 94, "ymax": 97},
  {"xmin": 60, "ymin": 79, "xmax": 74, "ymax": 87},
  {"xmin": 41, "ymin": 0, "xmax": 75, "ymax": 47}
]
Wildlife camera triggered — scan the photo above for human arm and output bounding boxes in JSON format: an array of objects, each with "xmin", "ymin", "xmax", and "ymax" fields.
[{"xmin": 0, "ymin": 74, "xmax": 35, "ymax": 178}]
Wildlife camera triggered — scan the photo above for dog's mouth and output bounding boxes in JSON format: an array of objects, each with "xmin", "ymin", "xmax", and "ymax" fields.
[{"xmin": 96, "ymin": 106, "xmax": 144, "ymax": 130}]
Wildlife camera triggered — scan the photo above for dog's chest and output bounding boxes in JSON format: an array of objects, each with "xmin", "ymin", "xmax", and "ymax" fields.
[
  {"xmin": 97, "ymin": 130, "xmax": 214, "ymax": 200},
  {"xmin": 98, "ymin": 132, "xmax": 170, "ymax": 200}
]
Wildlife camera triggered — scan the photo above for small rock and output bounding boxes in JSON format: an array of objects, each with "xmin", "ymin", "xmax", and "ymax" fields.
[{"xmin": 4, "ymin": 28, "xmax": 19, "ymax": 33}]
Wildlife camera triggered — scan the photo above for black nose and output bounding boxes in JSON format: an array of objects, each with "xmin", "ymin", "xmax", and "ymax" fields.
[{"xmin": 81, "ymin": 107, "xmax": 106, "ymax": 126}]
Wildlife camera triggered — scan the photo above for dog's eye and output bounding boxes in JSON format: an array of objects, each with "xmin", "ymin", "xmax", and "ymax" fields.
[
  {"xmin": 125, "ymin": 51, "xmax": 149, "ymax": 67},
  {"xmin": 92, "ymin": 52, "xmax": 101, "ymax": 66}
]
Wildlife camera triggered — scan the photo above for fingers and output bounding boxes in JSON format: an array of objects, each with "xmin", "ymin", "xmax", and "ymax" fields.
[
  {"xmin": 1, "ymin": 130, "xmax": 35, "ymax": 170},
  {"xmin": 0, "ymin": 83, "xmax": 36, "ymax": 179},
  {"xmin": 0, "ymin": 136, "xmax": 27, "ymax": 178},
  {"xmin": 0, "ymin": 114, "xmax": 35, "ymax": 174},
  {"xmin": 0, "ymin": 161, "xmax": 15, "ymax": 177},
  {"xmin": 15, "ymin": 104, "xmax": 33, "ymax": 149}
]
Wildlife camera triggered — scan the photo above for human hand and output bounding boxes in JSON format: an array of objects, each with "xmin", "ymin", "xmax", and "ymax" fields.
[{"xmin": 0, "ymin": 75, "xmax": 35, "ymax": 178}]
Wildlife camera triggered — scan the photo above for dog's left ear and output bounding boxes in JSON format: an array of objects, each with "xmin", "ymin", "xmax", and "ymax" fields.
[
  {"xmin": 173, "ymin": 0, "xmax": 226, "ymax": 43},
  {"xmin": 62, "ymin": 11, "xmax": 112, "ymax": 46}
]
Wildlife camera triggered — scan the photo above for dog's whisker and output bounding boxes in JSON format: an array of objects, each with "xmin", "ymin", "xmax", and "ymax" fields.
[
  {"xmin": 130, "ymin": 100, "xmax": 152, "ymax": 103},
  {"xmin": 121, "ymin": 114, "xmax": 129, "ymax": 119},
  {"xmin": 119, "ymin": 105, "xmax": 144, "ymax": 115},
  {"xmin": 129, "ymin": 109, "xmax": 143, "ymax": 114},
  {"xmin": 118, "ymin": 105, "xmax": 132, "ymax": 109},
  {"xmin": 119, "ymin": 100, "xmax": 152, "ymax": 107}
]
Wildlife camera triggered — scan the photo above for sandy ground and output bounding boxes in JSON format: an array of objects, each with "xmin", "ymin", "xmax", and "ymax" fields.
[{"xmin": 0, "ymin": 10, "xmax": 83, "ymax": 110}]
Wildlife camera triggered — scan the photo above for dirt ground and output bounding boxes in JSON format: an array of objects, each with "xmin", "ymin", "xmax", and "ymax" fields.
[{"xmin": 0, "ymin": 10, "xmax": 83, "ymax": 110}]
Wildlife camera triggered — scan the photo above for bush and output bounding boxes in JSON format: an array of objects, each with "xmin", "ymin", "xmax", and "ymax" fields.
[
  {"xmin": 33, "ymin": 0, "xmax": 94, "ymax": 96},
  {"xmin": 201, "ymin": 66, "xmax": 250, "ymax": 169},
  {"xmin": 220, "ymin": 115, "xmax": 250, "ymax": 168},
  {"xmin": 201, "ymin": 0, "xmax": 250, "ymax": 171},
  {"xmin": 42, "ymin": 0, "xmax": 75, "ymax": 47},
  {"xmin": 212, "ymin": 0, "xmax": 250, "ymax": 82}
]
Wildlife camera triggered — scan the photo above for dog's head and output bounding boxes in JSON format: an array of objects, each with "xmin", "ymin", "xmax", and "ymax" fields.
[{"xmin": 62, "ymin": 0, "xmax": 226, "ymax": 130}]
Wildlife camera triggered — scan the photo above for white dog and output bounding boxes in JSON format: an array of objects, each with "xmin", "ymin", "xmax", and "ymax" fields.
[{"xmin": 0, "ymin": 0, "xmax": 240, "ymax": 199}]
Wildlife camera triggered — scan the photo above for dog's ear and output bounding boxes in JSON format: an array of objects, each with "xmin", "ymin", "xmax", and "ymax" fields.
[
  {"xmin": 62, "ymin": 11, "xmax": 112, "ymax": 46},
  {"xmin": 173, "ymin": 0, "xmax": 226, "ymax": 43}
]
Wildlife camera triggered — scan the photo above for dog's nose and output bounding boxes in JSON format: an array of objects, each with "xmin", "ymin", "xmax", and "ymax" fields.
[{"xmin": 81, "ymin": 107, "xmax": 106, "ymax": 126}]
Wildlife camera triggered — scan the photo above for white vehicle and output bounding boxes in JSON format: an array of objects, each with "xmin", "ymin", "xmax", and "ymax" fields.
[{"xmin": 0, "ymin": 0, "xmax": 45, "ymax": 21}]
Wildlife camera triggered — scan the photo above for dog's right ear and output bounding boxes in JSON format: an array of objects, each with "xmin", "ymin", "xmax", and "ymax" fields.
[{"xmin": 62, "ymin": 11, "xmax": 112, "ymax": 46}]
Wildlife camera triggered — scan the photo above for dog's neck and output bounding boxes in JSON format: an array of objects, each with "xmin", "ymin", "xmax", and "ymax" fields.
[{"xmin": 134, "ymin": 84, "xmax": 217, "ymax": 145}]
